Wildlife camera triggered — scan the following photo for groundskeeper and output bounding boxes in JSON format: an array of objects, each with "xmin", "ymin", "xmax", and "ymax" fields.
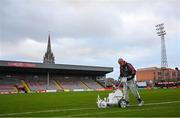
[{"xmin": 118, "ymin": 58, "xmax": 144, "ymax": 106}]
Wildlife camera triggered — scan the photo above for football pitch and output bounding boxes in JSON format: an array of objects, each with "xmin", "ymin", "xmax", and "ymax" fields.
[{"xmin": 0, "ymin": 88, "xmax": 180, "ymax": 117}]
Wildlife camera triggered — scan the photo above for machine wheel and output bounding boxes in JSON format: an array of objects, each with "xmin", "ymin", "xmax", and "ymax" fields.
[{"xmin": 118, "ymin": 99, "xmax": 127, "ymax": 108}]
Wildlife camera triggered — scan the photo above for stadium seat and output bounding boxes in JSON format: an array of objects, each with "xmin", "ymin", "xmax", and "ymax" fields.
[
  {"xmin": 55, "ymin": 77, "xmax": 87, "ymax": 90},
  {"xmin": 0, "ymin": 77, "xmax": 20, "ymax": 93},
  {"xmin": 24, "ymin": 76, "xmax": 59, "ymax": 91},
  {"xmin": 80, "ymin": 78, "xmax": 104, "ymax": 90}
]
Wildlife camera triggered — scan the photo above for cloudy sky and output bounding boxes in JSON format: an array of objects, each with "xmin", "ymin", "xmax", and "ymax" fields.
[{"xmin": 0, "ymin": 0, "xmax": 180, "ymax": 78}]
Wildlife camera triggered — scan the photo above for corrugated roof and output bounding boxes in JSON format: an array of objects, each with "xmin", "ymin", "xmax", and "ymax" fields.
[{"xmin": 0, "ymin": 60, "xmax": 113, "ymax": 75}]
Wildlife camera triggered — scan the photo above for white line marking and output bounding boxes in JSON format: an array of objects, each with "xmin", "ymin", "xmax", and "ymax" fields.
[
  {"xmin": 0, "ymin": 108, "xmax": 96, "ymax": 116},
  {"xmin": 129, "ymin": 100, "xmax": 180, "ymax": 107},
  {"xmin": 0, "ymin": 100, "xmax": 180, "ymax": 116},
  {"xmin": 70, "ymin": 108, "xmax": 158, "ymax": 117},
  {"xmin": 70, "ymin": 100, "xmax": 180, "ymax": 116},
  {"xmin": 144, "ymin": 100, "xmax": 180, "ymax": 106}
]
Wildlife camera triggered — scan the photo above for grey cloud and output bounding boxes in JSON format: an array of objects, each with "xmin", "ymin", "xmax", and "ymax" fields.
[
  {"xmin": 0, "ymin": 0, "xmax": 119, "ymax": 43},
  {"xmin": 0, "ymin": 0, "xmax": 180, "ymax": 78}
]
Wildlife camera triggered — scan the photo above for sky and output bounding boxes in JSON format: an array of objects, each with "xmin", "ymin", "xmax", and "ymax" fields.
[{"xmin": 0, "ymin": 0, "xmax": 180, "ymax": 79}]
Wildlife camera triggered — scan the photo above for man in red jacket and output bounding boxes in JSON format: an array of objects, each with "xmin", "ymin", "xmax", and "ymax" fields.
[{"xmin": 118, "ymin": 58, "xmax": 144, "ymax": 106}]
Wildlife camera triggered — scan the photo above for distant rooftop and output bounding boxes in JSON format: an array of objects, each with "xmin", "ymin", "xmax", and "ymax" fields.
[{"xmin": 137, "ymin": 67, "xmax": 174, "ymax": 71}]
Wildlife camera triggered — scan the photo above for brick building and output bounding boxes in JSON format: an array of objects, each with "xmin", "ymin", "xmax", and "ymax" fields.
[{"xmin": 136, "ymin": 67, "xmax": 179, "ymax": 82}]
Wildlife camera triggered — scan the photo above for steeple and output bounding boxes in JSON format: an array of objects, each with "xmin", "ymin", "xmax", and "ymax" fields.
[
  {"xmin": 43, "ymin": 33, "xmax": 55, "ymax": 64},
  {"xmin": 47, "ymin": 33, "xmax": 52, "ymax": 53}
]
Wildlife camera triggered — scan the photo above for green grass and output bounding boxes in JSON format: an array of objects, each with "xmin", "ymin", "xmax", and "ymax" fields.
[{"xmin": 0, "ymin": 88, "xmax": 180, "ymax": 117}]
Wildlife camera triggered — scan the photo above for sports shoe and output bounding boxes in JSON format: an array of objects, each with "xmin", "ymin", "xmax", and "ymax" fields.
[{"xmin": 137, "ymin": 98, "xmax": 144, "ymax": 106}]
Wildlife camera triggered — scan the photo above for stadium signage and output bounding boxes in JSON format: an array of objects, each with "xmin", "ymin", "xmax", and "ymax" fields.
[{"xmin": 8, "ymin": 62, "xmax": 37, "ymax": 68}]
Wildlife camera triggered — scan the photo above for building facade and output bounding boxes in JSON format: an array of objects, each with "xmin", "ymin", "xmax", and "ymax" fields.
[{"xmin": 136, "ymin": 67, "xmax": 179, "ymax": 82}]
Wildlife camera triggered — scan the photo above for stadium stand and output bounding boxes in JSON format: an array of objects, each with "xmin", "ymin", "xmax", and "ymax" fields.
[
  {"xmin": 0, "ymin": 60, "xmax": 113, "ymax": 94},
  {"xmin": 55, "ymin": 76, "xmax": 87, "ymax": 90},
  {"xmin": 24, "ymin": 76, "xmax": 59, "ymax": 92},
  {"xmin": 0, "ymin": 75, "xmax": 105, "ymax": 93},
  {"xmin": 0, "ymin": 77, "xmax": 21, "ymax": 94},
  {"xmin": 0, "ymin": 85, "xmax": 17, "ymax": 94},
  {"xmin": 81, "ymin": 77, "xmax": 104, "ymax": 90}
]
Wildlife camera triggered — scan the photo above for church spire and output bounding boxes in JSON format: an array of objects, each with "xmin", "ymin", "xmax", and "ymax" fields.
[
  {"xmin": 43, "ymin": 33, "xmax": 55, "ymax": 64},
  {"xmin": 47, "ymin": 33, "xmax": 52, "ymax": 53}
]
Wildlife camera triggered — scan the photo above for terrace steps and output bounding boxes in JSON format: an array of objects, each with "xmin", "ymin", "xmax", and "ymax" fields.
[
  {"xmin": 21, "ymin": 80, "xmax": 31, "ymax": 93},
  {"xmin": 53, "ymin": 80, "xmax": 63, "ymax": 90},
  {"xmin": 80, "ymin": 81, "xmax": 90, "ymax": 89}
]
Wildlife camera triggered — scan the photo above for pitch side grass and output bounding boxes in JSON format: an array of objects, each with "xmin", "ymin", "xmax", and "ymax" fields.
[{"xmin": 0, "ymin": 88, "xmax": 180, "ymax": 117}]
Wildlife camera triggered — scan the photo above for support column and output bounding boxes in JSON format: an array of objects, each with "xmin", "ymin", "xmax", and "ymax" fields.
[{"xmin": 47, "ymin": 72, "xmax": 49, "ymax": 90}]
